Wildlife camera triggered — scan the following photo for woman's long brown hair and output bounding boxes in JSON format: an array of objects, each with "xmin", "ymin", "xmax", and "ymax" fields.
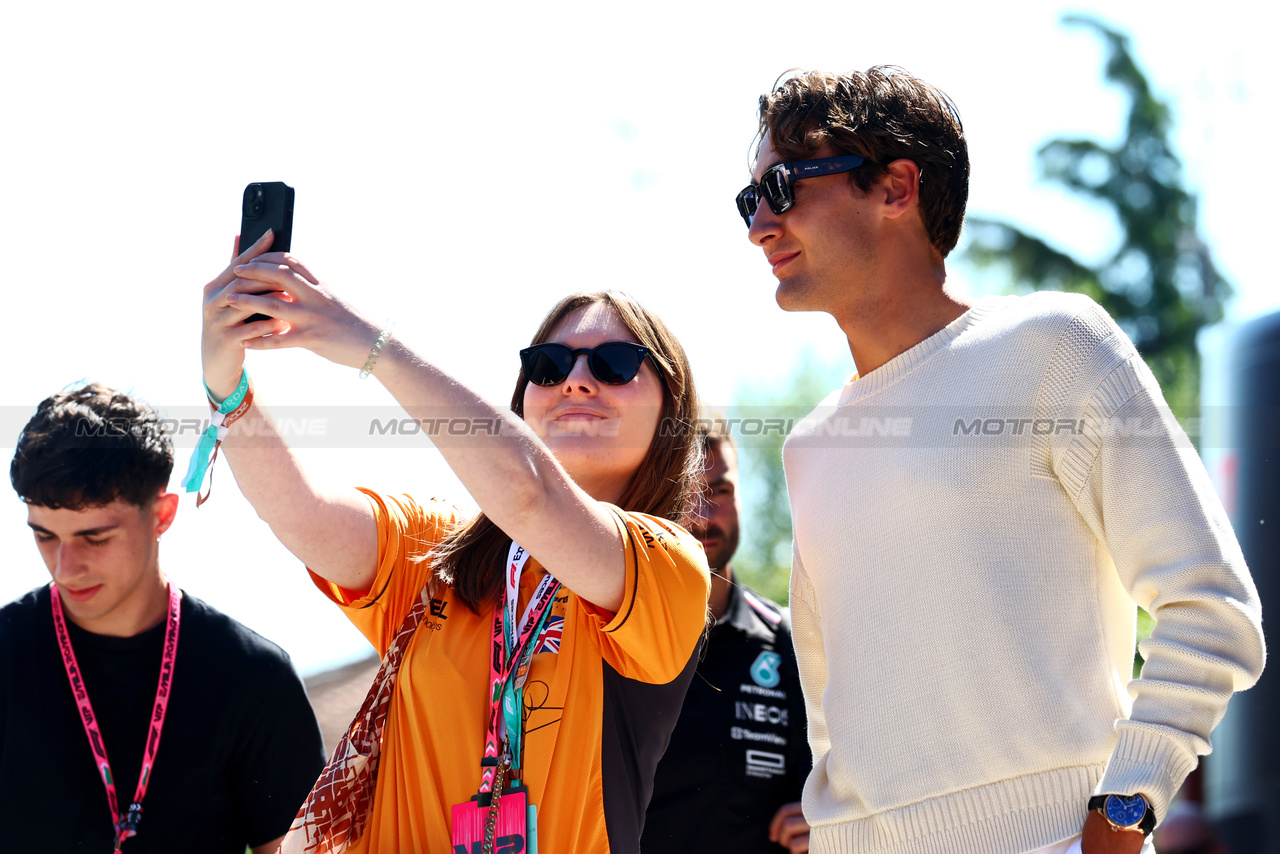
[{"xmin": 429, "ymin": 291, "xmax": 702, "ymax": 612}]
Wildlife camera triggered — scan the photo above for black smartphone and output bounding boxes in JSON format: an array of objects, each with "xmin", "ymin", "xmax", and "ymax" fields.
[{"xmin": 239, "ymin": 182, "xmax": 295, "ymax": 322}]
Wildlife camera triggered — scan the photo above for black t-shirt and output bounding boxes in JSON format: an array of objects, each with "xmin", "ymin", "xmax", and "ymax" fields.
[
  {"xmin": 0, "ymin": 585, "xmax": 326, "ymax": 853},
  {"xmin": 642, "ymin": 582, "xmax": 811, "ymax": 854}
]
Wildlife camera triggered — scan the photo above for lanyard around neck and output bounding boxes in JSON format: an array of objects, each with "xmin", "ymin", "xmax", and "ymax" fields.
[
  {"xmin": 479, "ymin": 542, "xmax": 560, "ymax": 794},
  {"xmin": 50, "ymin": 581, "xmax": 182, "ymax": 852}
]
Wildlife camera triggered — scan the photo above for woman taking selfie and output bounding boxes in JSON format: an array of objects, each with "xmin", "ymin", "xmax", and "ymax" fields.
[{"xmin": 196, "ymin": 232, "xmax": 710, "ymax": 854}]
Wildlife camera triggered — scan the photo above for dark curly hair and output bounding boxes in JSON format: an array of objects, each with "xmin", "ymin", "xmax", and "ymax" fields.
[
  {"xmin": 11, "ymin": 383, "xmax": 174, "ymax": 509},
  {"xmin": 756, "ymin": 66, "xmax": 970, "ymax": 257}
]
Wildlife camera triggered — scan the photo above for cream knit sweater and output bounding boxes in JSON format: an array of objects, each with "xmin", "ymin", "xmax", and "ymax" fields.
[{"xmin": 783, "ymin": 292, "xmax": 1264, "ymax": 854}]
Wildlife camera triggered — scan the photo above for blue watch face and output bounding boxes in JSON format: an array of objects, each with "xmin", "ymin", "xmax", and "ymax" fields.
[{"xmin": 1104, "ymin": 794, "xmax": 1148, "ymax": 828}]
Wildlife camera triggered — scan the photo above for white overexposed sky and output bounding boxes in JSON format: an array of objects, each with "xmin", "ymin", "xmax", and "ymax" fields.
[{"xmin": 1, "ymin": 0, "xmax": 1276, "ymax": 674}]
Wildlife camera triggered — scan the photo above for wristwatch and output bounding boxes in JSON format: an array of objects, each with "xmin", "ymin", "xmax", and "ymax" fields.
[{"xmin": 1088, "ymin": 793, "xmax": 1155, "ymax": 836}]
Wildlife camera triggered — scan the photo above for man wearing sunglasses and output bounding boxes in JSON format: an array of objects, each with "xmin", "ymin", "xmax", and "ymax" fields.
[{"xmin": 741, "ymin": 67, "xmax": 1264, "ymax": 854}]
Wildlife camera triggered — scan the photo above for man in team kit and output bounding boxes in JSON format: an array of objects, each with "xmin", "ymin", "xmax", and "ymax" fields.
[
  {"xmin": 643, "ymin": 424, "xmax": 811, "ymax": 853},
  {"xmin": 738, "ymin": 67, "xmax": 1264, "ymax": 854},
  {"xmin": 0, "ymin": 383, "xmax": 325, "ymax": 852}
]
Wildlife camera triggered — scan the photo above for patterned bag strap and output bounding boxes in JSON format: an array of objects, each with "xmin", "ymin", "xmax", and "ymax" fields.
[{"xmin": 278, "ymin": 580, "xmax": 436, "ymax": 854}]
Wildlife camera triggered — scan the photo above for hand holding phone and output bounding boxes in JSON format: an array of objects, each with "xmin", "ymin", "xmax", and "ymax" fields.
[{"xmin": 238, "ymin": 182, "xmax": 295, "ymax": 322}]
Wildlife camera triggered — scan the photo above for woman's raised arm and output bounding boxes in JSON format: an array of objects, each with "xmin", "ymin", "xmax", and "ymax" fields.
[
  {"xmin": 203, "ymin": 238, "xmax": 628, "ymax": 611},
  {"xmin": 201, "ymin": 233, "xmax": 378, "ymax": 591}
]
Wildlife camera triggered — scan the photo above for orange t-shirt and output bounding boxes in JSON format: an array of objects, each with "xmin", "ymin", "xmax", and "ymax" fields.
[{"xmin": 309, "ymin": 489, "xmax": 711, "ymax": 854}]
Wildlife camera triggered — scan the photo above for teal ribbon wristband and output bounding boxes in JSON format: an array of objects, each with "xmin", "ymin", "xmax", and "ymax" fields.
[
  {"xmin": 181, "ymin": 369, "xmax": 253, "ymax": 503},
  {"xmin": 206, "ymin": 369, "xmax": 251, "ymax": 412}
]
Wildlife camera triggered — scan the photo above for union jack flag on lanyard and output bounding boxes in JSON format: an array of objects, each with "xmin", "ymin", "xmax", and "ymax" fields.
[{"xmin": 532, "ymin": 615, "xmax": 564, "ymax": 655}]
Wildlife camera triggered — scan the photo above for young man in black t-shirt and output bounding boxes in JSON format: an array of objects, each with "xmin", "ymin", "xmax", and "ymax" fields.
[
  {"xmin": 643, "ymin": 426, "xmax": 812, "ymax": 854},
  {"xmin": 0, "ymin": 383, "xmax": 325, "ymax": 853}
]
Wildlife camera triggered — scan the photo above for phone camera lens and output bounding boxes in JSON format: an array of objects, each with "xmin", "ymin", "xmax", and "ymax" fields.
[{"xmin": 243, "ymin": 186, "xmax": 265, "ymax": 218}]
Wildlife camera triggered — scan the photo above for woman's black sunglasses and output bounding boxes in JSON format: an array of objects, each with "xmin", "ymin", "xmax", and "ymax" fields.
[
  {"xmin": 519, "ymin": 342, "xmax": 652, "ymax": 387},
  {"xmin": 735, "ymin": 155, "xmax": 867, "ymax": 226}
]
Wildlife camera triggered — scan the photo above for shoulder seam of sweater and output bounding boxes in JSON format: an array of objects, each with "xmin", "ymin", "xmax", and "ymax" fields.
[{"xmin": 1055, "ymin": 354, "xmax": 1148, "ymax": 503}]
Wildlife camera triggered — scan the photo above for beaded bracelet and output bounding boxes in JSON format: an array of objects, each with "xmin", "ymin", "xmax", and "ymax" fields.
[{"xmin": 360, "ymin": 323, "xmax": 395, "ymax": 378}]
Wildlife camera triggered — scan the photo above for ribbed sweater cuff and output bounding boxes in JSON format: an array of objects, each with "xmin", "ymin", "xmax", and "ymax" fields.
[
  {"xmin": 1096, "ymin": 726, "xmax": 1198, "ymax": 824},
  {"xmin": 809, "ymin": 765, "xmax": 1100, "ymax": 854}
]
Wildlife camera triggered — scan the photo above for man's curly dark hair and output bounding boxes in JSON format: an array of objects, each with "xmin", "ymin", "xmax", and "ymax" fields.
[
  {"xmin": 11, "ymin": 383, "xmax": 174, "ymax": 509},
  {"xmin": 756, "ymin": 66, "xmax": 970, "ymax": 258}
]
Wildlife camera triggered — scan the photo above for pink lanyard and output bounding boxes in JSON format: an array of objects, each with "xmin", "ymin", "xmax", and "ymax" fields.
[
  {"xmin": 50, "ymin": 581, "xmax": 181, "ymax": 852},
  {"xmin": 478, "ymin": 543, "xmax": 560, "ymax": 793}
]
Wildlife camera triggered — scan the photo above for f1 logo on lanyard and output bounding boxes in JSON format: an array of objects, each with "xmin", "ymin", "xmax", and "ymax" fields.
[{"xmin": 451, "ymin": 542, "xmax": 556, "ymax": 854}]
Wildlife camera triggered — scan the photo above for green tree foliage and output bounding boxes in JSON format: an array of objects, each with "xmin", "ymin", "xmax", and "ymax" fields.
[
  {"xmin": 964, "ymin": 15, "xmax": 1229, "ymax": 411},
  {"xmin": 728, "ymin": 350, "xmax": 849, "ymax": 604}
]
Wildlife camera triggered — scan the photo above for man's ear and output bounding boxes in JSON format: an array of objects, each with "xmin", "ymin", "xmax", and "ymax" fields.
[
  {"xmin": 153, "ymin": 491, "xmax": 180, "ymax": 537},
  {"xmin": 879, "ymin": 159, "xmax": 921, "ymax": 219}
]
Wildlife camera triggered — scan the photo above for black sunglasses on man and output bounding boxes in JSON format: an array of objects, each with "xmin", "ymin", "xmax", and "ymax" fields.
[{"xmin": 736, "ymin": 154, "xmax": 868, "ymax": 226}]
